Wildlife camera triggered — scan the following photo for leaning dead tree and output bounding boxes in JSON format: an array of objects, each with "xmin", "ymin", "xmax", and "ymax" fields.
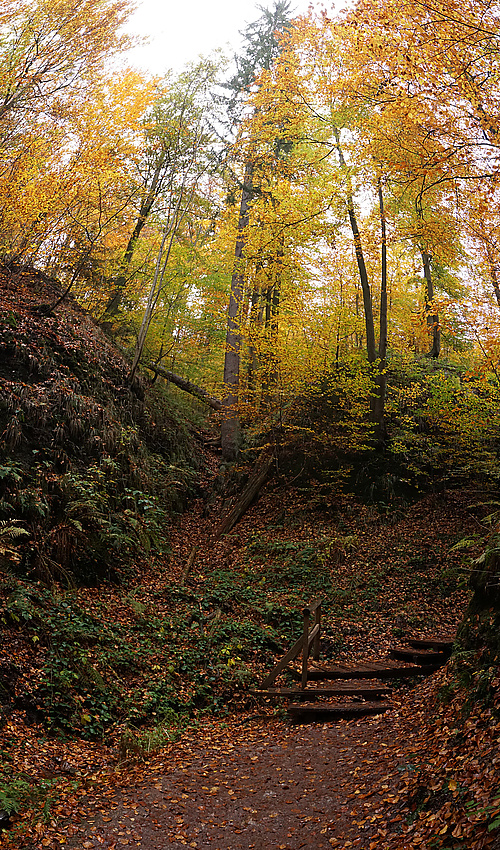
[
  {"xmin": 215, "ymin": 448, "xmax": 274, "ymax": 538},
  {"xmin": 147, "ymin": 363, "xmax": 222, "ymax": 411}
]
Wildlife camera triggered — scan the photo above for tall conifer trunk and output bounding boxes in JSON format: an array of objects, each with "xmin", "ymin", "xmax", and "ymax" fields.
[
  {"xmin": 221, "ymin": 162, "xmax": 254, "ymax": 461},
  {"xmin": 220, "ymin": 1, "xmax": 292, "ymax": 461}
]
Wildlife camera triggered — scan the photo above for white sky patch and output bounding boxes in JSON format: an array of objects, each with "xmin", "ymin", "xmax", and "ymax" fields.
[{"xmin": 126, "ymin": 0, "xmax": 319, "ymax": 75}]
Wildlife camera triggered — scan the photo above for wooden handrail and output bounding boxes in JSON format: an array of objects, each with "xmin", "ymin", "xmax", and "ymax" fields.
[
  {"xmin": 259, "ymin": 599, "xmax": 322, "ymax": 690},
  {"xmin": 302, "ymin": 597, "xmax": 322, "ymax": 615},
  {"xmin": 307, "ymin": 623, "xmax": 320, "ymax": 646},
  {"xmin": 260, "ymin": 634, "xmax": 305, "ymax": 688}
]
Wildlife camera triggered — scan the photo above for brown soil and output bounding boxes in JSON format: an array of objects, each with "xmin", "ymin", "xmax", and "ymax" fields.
[{"xmin": 45, "ymin": 707, "xmax": 416, "ymax": 850}]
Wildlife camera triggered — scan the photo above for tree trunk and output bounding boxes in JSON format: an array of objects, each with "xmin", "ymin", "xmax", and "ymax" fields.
[
  {"xmin": 264, "ymin": 245, "xmax": 282, "ymax": 409},
  {"xmin": 378, "ymin": 179, "xmax": 388, "ymax": 366},
  {"xmin": 221, "ymin": 160, "xmax": 254, "ymax": 461},
  {"xmin": 247, "ymin": 284, "xmax": 263, "ymax": 402},
  {"xmin": 371, "ymin": 178, "xmax": 388, "ymax": 437},
  {"xmin": 215, "ymin": 448, "xmax": 274, "ymax": 537},
  {"xmin": 128, "ymin": 189, "xmax": 187, "ymax": 382},
  {"xmin": 332, "ymin": 126, "xmax": 376, "ymax": 364},
  {"xmin": 333, "ymin": 126, "xmax": 386, "ymax": 443},
  {"xmin": 485, "ymin": 244, "xmax": 500, "ymax": 309},
  {"xmin": 102, "ymin": 155, "xmax": 167, "ymax": 319},
  {"xmin": 422, "ymin": 250, "xmax": 440, "ymax": 358},
  {"xmin": 335, "ymin": 272, "xmax": 344, "ymax": 366},
  {"xmin": 147, "ymin": 363, "xmax": 223, "ymax": 410}
]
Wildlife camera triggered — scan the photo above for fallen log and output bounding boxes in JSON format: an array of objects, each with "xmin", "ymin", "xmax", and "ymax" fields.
[
  {"xmin": 215, "ymin": 449, "xmax": 274, "ymax": 538},
  {"xmin": 147, "ymin": 364, "xmax": 223, "ymax": 411}
]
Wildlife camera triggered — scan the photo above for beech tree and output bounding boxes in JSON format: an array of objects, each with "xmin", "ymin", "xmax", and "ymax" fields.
[
  {"xmin": 0, "ymin": 0, "xmax": 139, "ymax": 269},
  {"xmin": 0, "ymin": 0, "xmax": 130, "ymax": 131},
  {"xmin": 102, "ymin": 59, "xmax": 219, "ymax": 320},
  {"xmin": 0, "ymin": 68, "xmax": 153, "ymax": 288}
]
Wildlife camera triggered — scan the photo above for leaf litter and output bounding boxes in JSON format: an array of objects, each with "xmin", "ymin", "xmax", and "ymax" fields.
[{"xmin": 2, "ymin": 455, "xmax": 499, "ymax": 849}]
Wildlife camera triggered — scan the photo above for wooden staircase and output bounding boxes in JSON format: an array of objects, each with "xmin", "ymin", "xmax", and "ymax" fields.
[{"xmin": 251, "ymin": 600, "xmax": 454, "ymax": 722}]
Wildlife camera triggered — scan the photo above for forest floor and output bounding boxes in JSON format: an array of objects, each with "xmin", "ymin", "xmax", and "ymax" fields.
[
  {"xmin": 3, "ymin": 467, "xmax": 500, "ymax": 849},
  {"xmin": 29, "ymin": 703, "xmax": 423, "ymax": 850}
]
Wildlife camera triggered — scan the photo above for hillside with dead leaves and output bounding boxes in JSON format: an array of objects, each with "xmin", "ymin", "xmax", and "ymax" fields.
[{"xmin": 0, "ymin": 265, "xmax": 203, "ymax": 584}]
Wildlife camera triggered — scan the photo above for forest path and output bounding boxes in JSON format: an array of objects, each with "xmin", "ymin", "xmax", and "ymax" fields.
[
  {"xmin": 15, "ymin": 475, "xmax": 472, "ymax": 850},
  {"xmin": 55, "ymin": 707, "xmax": 415, "ymax": 850}
]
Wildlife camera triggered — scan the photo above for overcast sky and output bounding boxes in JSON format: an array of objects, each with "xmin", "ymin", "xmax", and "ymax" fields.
[{"xmin": 126, "ymin": 0, "xmax": 321, "ymax": 76}]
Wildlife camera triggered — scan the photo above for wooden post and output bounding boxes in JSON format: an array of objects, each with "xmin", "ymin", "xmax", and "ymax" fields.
[
  {"xmin": 313, "ymin": 601, "xmax": 321, "ymax": 662},
  {"xmin": 180, "ymin": 546, "xmax": 197, "ymax": 586},
  {"xmin": 302, "ymin": 608, "xmax": 310, "ymax": 689}
]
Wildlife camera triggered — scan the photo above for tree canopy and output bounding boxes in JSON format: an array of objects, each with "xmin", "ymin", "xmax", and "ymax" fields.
[{"xmin": 0, "ymin": 0, "xmax": 499, "ymax": 453}]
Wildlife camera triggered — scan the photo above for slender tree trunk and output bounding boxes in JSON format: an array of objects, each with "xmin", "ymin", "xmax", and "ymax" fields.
[
  {"xmin": 129, "ymin": 189, "xmax": 186, "ymax": 382},
  {"xmin": 50, "ymin": 246, "xmax": 94, "ymax": 310},
  {"xmin": 221, "ymin": 161, "xmax": 254, "ymax": 461},
  {"xmin": 378, "ymin": 179, "xmax": 388, "ymax": 365},
  {"xmin": 335, "ymin": 275, "xmax": 343, "ymax": 366},
  {"xmin": 247, "ymin": 284, "xmax": 262, "ymax": 401},
  {"xmin": 422, "ymin": 250, "xmax": 440, "ymax": 358},
  {"xmin": 490, "ymin": 266, "xmax": 500, "ymax": 309},
  {"xmin": 333, "ymin": 125, "xmax": 387, "ymax": 443},
  {"xmin": 333, "ymin": 126, "xmax": 376, "ymax": 364},
  {"xmin": 266, "ymin": 242, "xmax": 282, "ymax": 405},
  {"xmin": 371, "ymin": 178, "xmax": 388, "ymax": 435},
  {"xmin": 102, "ymin": 155, "xmax": 167, "ymax": 319}
]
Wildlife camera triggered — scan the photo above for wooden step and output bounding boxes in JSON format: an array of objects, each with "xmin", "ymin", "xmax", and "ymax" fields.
[
  {"xmin": 408, "ymin": 637, "xmax": 454, "ymax": 653},
  {"xmin": 290, "ymin": 660, "xmax": 440, "ymax": 681},
  {"xmin": 288, "ymin": 700, "xmax": 392, "ymax": 722},
  {"xmin": 251, "ymin": 683, "xmax": 391, "ymax": 699},
  {"xmin": 389, "ymin": 646, "xmax": 448, "ymax": 664}
]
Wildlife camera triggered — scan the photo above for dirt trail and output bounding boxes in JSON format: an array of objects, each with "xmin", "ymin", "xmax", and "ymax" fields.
[
  {"xmin": 54, "ymin": 708, "xmax": 414, "ymax": 850},
  {"xmin": 7, "ymin": 477, "xmax": 472, "ymax": 850}
]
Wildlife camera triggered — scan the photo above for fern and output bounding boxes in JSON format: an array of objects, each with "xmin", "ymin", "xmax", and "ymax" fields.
[
  {"xmin": 0, "ymin": 520, "xmax": 29, "ymax": 564},
  {"xmin": 449, "ymin": 536, "xmax": 480, "ymax": 552}
]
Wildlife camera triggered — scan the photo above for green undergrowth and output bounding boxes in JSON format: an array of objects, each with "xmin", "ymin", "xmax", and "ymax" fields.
[
  {"xmin": 0, "ymin": 507, "xmax": 472, "ymax": 744},
  {"xmin": 0, "ymin": 535, "xmax": 363, "ymax": 741},
  {"xmin": 0, "ymin": 552, "xmax": 333, "ymax": 741},
  {"xmin": 280, "ymin": 357, "xmax": 500, "ymax": 507}
]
